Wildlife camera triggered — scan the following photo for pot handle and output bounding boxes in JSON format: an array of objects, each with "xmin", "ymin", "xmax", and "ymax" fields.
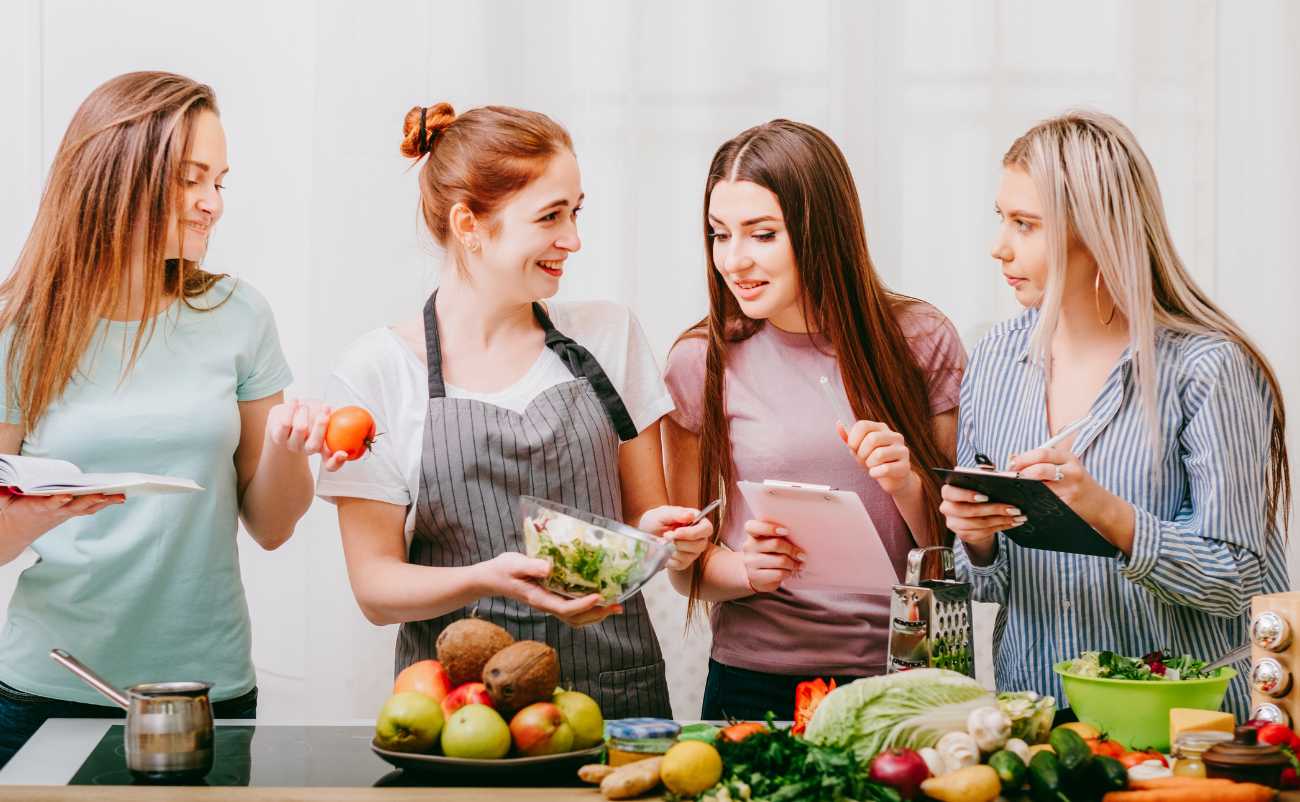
[{"xmin": 49, "ymin": 649, "xmax": 130, "ymax": 710}]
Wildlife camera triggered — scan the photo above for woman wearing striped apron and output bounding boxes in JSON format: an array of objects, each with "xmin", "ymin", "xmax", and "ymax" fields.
[
  {"xmin": 943, "ymin": 111, "xmax": 1290, "ymax": 720},
  {"xmin": 317, "ymin": 102, "xmax": 711, "ymax": 718}
]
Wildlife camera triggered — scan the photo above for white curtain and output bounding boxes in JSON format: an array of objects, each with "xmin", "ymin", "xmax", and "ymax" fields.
[{"xmin": 0, "ymin": 0, "xmax": 1295, "ymax": 721}]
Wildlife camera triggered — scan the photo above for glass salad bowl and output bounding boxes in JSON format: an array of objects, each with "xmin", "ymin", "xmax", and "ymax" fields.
[{"xmin": 519, "ymin": 496, "xmax": 676, "ymax": 605}]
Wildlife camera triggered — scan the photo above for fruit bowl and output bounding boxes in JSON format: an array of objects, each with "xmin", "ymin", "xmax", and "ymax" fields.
[
  {"xmin": 520, "ymin": 496, "xmax": 675, "ymax": 604},
  {"xmin": 1053, "ymin": 661, "xmax": 1236, "ymax": 752},
  {"xmin": 370, "ymin": 740, "xmax": 604, "ymax": 782}
]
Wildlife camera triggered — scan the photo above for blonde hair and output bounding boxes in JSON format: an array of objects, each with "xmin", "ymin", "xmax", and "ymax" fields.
[
  {"xmin": 0, "ymin": 71, "xmax": 228, "ymax": 428},
  {"xmin": 1004, "ymin": 109, "xmax": 1290, "ymax": 533}
]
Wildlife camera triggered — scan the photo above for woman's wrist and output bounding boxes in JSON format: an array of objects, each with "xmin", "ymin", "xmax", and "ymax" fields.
[
  {"xmin": 1094, "ymin": 491, "xmax": 1137, "ymax": 554},
  {"xmin": 962, "ymin": 534, "xmax": 999, "ymax": 566}
]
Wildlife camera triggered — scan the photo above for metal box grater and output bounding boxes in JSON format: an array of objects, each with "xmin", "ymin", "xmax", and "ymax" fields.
[{"xmin": 887, "ymin": 545, "xmax": 976, "ymax": 678}]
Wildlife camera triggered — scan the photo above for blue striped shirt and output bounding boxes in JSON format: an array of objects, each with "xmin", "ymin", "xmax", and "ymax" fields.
[{"xmin": 953, "ymin": 308, "xmax": 1288, "ymax": 719}]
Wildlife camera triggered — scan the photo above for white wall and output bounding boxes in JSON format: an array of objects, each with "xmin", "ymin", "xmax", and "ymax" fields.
[{"xmin": 0, "ymin": 0, "xmax": 1296, "ymax": 721}]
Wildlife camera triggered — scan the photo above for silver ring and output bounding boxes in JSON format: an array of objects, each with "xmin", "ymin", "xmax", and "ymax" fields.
[{"xmin": 1053, "ymin": 466, "xmax": 1064, "ymax": 482}]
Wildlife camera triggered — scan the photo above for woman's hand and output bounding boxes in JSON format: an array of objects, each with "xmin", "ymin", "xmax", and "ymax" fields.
[
  {"xmin": 480, "ymin": 552, "xmax": 623, "ymax": 628},
  {"xmin": 639, "ymin": 505, "xmax": 714, "ymax": 571},
  {"xmin": 741, "ymin": 518, "xmax": 804, "ymax": 594},
  {"xmin": 265, "ymin": 399, "xmax": 348, "ymax": 472},
  {"xmin": 841, "ymin": 420, "xmax": 916, "ymax": 496},
  {"xmin": 939, "ymin": 483, "xmax": 1023, "ymax": 563},
  {"xmin": 1009, "ymin": 447, "xmax": 1134, "ymax": 550},
  {"xmin": 0, "ymin": 492, "xmax": 124, "ymax": 544}
]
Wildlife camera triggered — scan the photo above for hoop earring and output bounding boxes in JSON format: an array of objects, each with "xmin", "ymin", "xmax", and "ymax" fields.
[{"xmin": 1094, "ymin": 270, "xmax": 1117, "ymax": 326}]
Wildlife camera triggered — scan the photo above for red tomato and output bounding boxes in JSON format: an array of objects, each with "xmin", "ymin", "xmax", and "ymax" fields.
[
  {"xmin": 325, "ymin": 406, "xmax": 377, "ymax": 461},
  {"xmin": 1257, "ymin": 723, "xmax": 1296, "ymax": 747},
  {"xmin": 1086, "ymin": 737, "xmax": 1128, "ymax": 759},
  {"xmin": 1119, "ymin": 750, "xmax": 1167, "ymax": 768},
  {"xmin": 719, "ymin": 722, "xmax": 768, "ymax": 743}
]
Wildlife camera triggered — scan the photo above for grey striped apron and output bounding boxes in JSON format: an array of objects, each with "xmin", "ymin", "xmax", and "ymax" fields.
[{"xmin": 395, "ymin": 292, "xmax": 672, "ymax": 719}]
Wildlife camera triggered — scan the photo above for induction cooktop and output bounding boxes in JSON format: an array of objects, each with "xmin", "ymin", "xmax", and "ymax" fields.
[{"xmin": 68, "ymin": 725, "xmax": 584, "ymax": 787}]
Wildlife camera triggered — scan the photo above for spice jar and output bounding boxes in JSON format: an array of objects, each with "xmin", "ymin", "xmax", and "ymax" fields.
[
  {"xmin": 604, "ymin": 718, "xmax": 680, "ymax": 767},
  {"xmin": 1203, "ymin": 726, "xmax": 1290, "ymax": 788},
  {"xmin": 1172, "ymin": 730, "xmax": 1234, "ymax": 778}
]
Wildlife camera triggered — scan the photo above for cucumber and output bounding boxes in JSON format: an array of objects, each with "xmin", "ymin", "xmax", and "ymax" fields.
[
  {"xmin": 1048, "ymin": 726, "xmax": 1094, "ymax": 775},
  {"xmin": 1090, "ymin": 755, "xmax": 1128, "ymax": 792},
  {"xmin": 1027, "ymin": 750, "xmax": 1071, "ymax": 802},
  {"xmin": 988, "ymin": 749, "xmax": 1028, "ymax": 789}
]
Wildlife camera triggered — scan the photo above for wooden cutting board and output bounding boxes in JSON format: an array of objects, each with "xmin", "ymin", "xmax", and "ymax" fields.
[{"xmin": 0, "ymin": 788, "xmax": 635, "ymax": 801}]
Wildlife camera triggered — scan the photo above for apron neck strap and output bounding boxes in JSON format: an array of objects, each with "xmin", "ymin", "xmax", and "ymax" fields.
[{"xmin": 422, "ymin": 292, "xmax": 639, "ymax": 443}]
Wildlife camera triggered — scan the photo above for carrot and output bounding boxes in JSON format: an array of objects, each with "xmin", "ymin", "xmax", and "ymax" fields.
[
  {"xmin": 1102, "ymin": 780, "xmax": 1276, "ymax": 802},
  {"xmin": 1127, "ymin": 777, "xmax": 1237, "ymax": 790}
]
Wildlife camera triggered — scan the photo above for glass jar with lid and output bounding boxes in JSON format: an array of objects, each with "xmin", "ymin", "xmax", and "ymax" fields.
[{"xmin": 1172, "ymin": 730, "xmax": 1235, "ymax": 778}]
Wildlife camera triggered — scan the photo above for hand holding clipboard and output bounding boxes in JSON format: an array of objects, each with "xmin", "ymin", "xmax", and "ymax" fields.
[{"xmin": 935, "ymin": 417, "xmax": 1120, "ymax": 558}]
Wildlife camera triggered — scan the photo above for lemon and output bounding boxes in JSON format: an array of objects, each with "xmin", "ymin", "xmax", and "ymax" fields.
[{"xmin": 660, "ymin": 740, "xmax": 723, "ymax": 796}]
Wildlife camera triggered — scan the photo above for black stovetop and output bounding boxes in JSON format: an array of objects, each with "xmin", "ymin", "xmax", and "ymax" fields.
[{"xmin": 68, "ymin": 724, "xmax": 566, "ymax": 788}]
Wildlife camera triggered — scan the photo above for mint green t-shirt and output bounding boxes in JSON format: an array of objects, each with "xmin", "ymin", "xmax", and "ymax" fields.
[{"xmin": 0, "ymin": 277, "xmax": 292, "ymax": 704}]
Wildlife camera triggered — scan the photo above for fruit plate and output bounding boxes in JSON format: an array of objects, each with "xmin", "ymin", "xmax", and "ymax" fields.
[{"xmin": 370, "ymin": 740, "xmax": 605, "ymax": 783}]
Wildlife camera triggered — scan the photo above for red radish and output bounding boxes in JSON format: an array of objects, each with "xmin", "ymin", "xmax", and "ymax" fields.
[
  {"xmin": 1257, "ymin": 723, "xmax": 1295, "ymax": 747},
  {"xmin": 1282, "ymin": 767, "xmax": 1298, "ymax": 789},
  {"xmin": 868, "ymin": 748, "xmax": 930, "ymax": 800}
]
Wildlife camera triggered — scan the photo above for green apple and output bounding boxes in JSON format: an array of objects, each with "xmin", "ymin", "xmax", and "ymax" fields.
[
  {"xmin": 375, "ymin": 691, "xmax": 444, "ymax": 753},
  {"xmin": 441, "ymin": 703, "xmax": 511, "ymax": 759},
  {"xmin": 553, "ymin": 690, "xmax": 604, "ymax": 749}
]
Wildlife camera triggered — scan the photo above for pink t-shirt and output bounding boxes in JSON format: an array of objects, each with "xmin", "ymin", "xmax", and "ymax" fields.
[{"xmin": 664, "ymin": 302, "xmax": 966, "ymax": 675}]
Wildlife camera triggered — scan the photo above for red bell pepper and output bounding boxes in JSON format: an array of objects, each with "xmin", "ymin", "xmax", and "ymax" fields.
[{"xmin": 792, "ymin": 677, "xmax": 837, "ymax": 735}]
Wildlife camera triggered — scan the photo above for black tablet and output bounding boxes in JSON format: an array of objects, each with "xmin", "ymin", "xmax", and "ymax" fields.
[{"xmin": 931, "ymin": 467, "xmax": 1118, "ymax": 558}]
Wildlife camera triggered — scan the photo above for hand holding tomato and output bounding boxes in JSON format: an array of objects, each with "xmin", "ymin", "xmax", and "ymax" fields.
[
  {"xmin": 324, "ymin": 406, "xmax": 378, "ymax": 462},
  {"xmin": 266, "ymin": 399, "xmax": 349, "ymax": 472}
]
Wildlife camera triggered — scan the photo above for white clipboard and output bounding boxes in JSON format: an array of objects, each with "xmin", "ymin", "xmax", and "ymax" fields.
[{"xmin": 736, "ymin": 479, "xmax": 899, "ymax": 593}]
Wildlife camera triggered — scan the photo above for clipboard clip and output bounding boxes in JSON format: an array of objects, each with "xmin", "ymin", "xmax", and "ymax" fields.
[{"xmin": 973, "ymin": 453, "xmax": 999, "ymax": 472}]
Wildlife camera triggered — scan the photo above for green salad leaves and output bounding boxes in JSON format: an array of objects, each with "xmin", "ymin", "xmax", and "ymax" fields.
[
  {"xmin": 1065, "ymin": 649, "xmax": 1220, "ymax": 681},
  {"xmin": 524, "ymin": 513, "xmax": 643, "ymax": 602}
]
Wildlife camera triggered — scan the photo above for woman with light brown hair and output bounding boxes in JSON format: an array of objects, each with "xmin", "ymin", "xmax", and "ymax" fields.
[
  {"xmin": 316, "ymin": 102, "xmax": 712, "ymax": 718},
  {"xmin": 0, "ymin": 71, "xmax": 343, "ymax": 767},
  {"xmin": 943, "ymin": 110, "xmax": 1290, "ymax": 719},
  {"xmin": 662, "ymin": 119, "xmax": 967, "ymax": 719}
]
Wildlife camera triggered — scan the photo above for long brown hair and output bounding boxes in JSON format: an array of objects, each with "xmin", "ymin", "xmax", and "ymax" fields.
[
  {"xmin": 1006, "ymin": 110, "xmax": 1290, "ymax": 533},
  {"xmin": 0, "ymin": 71, "xmax": 228, "ymax": 428},
  {"xmin": 682, "ymin": 119, "xmax": 952, "ymax": 619}
]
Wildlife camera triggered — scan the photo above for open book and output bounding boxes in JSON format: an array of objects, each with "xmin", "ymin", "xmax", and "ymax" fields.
[
  {"xmin": 0, "ymin": 455, "xmax": 202, "ymax": 497},
  {"xmin": 930, "ymin": 465, "xmax": 1118, "ymax": 558}
]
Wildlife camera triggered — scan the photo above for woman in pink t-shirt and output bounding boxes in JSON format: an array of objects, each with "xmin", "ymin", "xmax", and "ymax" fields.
[{"xmin": 663, "ymin": 119, "xmax": 967, "ymax": 720}]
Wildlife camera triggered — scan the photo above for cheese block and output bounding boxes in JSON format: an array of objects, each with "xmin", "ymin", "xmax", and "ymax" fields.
[{"xmin": 1170, "ymin": 708, "xmax": 1235, "ymax": 747}]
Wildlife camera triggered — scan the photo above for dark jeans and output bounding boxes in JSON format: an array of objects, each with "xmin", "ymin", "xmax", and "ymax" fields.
[
  {"xmin": 0, "ymin": 679, "xmax": 257, "ymax": 771},
  {"xmin": 701, "ymin": 658, "xmax": 866, "ymax": 722}
]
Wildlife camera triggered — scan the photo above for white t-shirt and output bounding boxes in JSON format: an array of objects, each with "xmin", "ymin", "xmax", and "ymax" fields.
[{"xmin": 315, "ymin": 301, "xmax": 674, "ymax": 538}]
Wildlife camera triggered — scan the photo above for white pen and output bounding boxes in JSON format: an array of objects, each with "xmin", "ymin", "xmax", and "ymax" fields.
[
  {"xmin": 1008, "ymin": 415, "xmax": 1091, "ymax": 470},
  {"xmin": 817, "ymin": 376, "xmax": 857, "ymax": 428}
]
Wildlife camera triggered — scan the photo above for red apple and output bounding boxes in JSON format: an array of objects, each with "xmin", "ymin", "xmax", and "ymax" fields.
[
  {"xmin": 442, "ymin": 681, "xmax": 494, "ymax": 720},
  {"xmin": 393, "ymin": 660, "xmax": 453, "ymax": 703},
  {"xmin": 509, "ymin": 702, "xmax": 575, "ymax": 757}
]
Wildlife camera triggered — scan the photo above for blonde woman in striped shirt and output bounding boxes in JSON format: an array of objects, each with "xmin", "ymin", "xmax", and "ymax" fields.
[{"xmin": 942, "ymin": 110, "xmax": 1290, "ymax": 719}]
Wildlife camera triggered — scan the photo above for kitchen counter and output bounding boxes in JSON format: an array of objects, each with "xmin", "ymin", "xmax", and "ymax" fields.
[
  {"xmin": 0, "ymin": 718, "xmax": 630, "ymax": 801},
  {"xmin": 7, "ymin": 719, "xmax": 1300, "ymax": 801}
]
